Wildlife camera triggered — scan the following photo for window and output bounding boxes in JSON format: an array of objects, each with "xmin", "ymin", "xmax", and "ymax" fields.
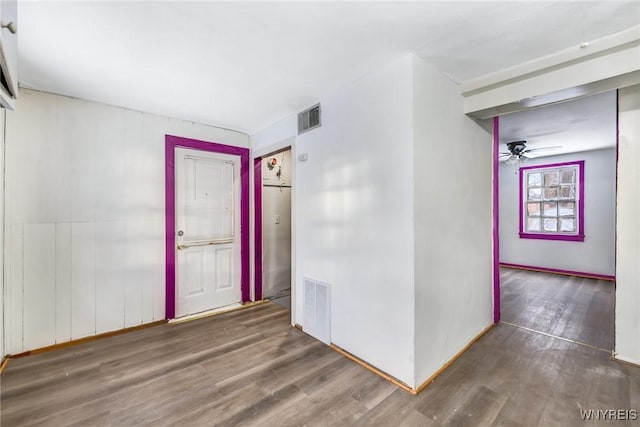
[{"xmin": 519, "ymin": 161, "xmax": 584, "ymax": 242}]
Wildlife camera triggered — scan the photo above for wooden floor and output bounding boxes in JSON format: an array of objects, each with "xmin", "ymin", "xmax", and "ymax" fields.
[
  {"xmin": 2, "ymin": 286, "xmax": 637, "ymax": 426},
  {"xmin": 500, "ymin": 267, "xmax": 615, "ymax": 350}
]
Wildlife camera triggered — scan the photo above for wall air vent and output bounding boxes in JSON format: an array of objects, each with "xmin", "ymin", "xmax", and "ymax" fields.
[
  {"xmin": 303, "ymin": 277, "xmax": 331, "ymax": 344},
  {"xmin": 298, "ymin": 103, "xmax": 321, "ymax": 135}
]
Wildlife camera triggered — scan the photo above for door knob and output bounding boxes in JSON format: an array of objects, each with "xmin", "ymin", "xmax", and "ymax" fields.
[
  {"xmin": 177, "ymin": 230, "xmax": 184, "ymax": 236},
  {"xmin": 1, "ymin": 21, "xmax": 16, "ymax": 34}
]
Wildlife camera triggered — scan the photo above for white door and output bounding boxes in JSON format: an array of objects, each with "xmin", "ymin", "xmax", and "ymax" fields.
[{"xmin": 175, "ymin": 147, "xmax": 241, "ymax": 317}]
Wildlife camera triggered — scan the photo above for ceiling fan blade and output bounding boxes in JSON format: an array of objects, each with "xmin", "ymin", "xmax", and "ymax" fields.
[
  {"xmin": 524, "ymin": 145, "xmax": 562, "ymax": 153},
  {"xmin": 499, "ymin": 153, "xmax": 511, "ymax": 158}
]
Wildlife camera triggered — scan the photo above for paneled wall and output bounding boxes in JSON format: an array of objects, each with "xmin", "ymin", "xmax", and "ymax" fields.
[{"xmin": 4, "ymin": 89, "xmax": 248, "ymax": 354}]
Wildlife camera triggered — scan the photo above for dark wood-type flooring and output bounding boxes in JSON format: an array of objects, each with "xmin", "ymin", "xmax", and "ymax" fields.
[
  {"xmin": 2, "ymin": 272, "xmax": 635, "ymax": 426},
  {"xmin": 500, "ymin": 267, "xmax": 615, "ymax": 350}
]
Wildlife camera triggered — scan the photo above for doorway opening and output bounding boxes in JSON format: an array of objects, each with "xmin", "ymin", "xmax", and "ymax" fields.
[
  {"xmin": 254, "ymin": 147, "xmax": 292, "ymax": 311},
  {"xmin": 165, "ymin": 135, "xmax": 251, "ymax": 320},
  {"xmin": 493, "ymin": 91, "xmax": 618, "ymax": 351}
]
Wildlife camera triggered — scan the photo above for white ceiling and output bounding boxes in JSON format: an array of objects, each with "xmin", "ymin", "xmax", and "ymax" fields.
[
  {"xmin": 499, "ymin": 90, "xmax": 617, "ymax": 160},
  {"xmin": 17, "ymin": 1, "xmax": 640, "ymax": 135}
]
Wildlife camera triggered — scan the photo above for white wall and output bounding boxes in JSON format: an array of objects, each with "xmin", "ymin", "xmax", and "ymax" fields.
[
  {"xmin": 252, "ymin": 117, "xmax": 297, "ymax": 156},
  {"xmin": 412, "ymin": 56, "xmax": 493, "ymax": 386},
  {"xmin": 252, "ymin": 54, "xmax": 495, "ymax": 388},
  {"xmin": 262, "ymin": 149, "xmax": 291, "ymax": 185},
  {"xmin": 253, "ymin": 55, "xmax": 417, "ymax": 386},
  {"xmin": 262, "ymin": 149, "xmax": 292, "ymax": 298},
  {"xmin": 4, "ymin": 89, "xmax": 248, "ymax": 354},
  {"xmin": 616, "ymin": 84, "xmax": 640, "ymax": 365},
  {"xmin": 500, "ymin": 149, "xmax": 617, "ymax": 276},
  {"xmin": 0, "ymin": 110, "xmax": 5, "ymax": 359},
  {"xmin": 297, "ymin": 55, "xmax": 416, "ymax": 385}
]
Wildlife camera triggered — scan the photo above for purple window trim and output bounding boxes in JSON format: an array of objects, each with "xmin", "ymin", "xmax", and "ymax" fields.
[
  {"xmin": 254, "ymin": 158, "xmax": 263, "ymax": 301},
  {"xmin": 519, "ymin": 232, "xmax": 585, "ymax": 242},
  {"xmin": 500, "ymin": 262, "xmax": 615, "ymax": 282},
  {"xmin": 492, "ymin": 117, "xmax": 501, "ymax": 324},
  {"xmin": 164, "ymin": 135, "xmax": 251, "ymax": 320},
  {"xmin": 518, "ymin": 160, "xmax": 585, "ymax": 242}
]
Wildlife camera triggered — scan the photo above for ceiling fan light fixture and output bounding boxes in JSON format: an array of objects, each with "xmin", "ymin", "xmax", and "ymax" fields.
[{"xmin": 505, "ymin": 155, "xmax": 518, "ymax": 165}]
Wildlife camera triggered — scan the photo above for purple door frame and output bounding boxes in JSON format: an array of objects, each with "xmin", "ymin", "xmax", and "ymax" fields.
[
  {"xmin": 254, "ymin": 157, "xmax": 263, "ymax": 301},
  {"xmin": 165, "ymin": 135, "xmax": 251, "ymax": 320},
  {"xmin": 492, "ymin": 117, "xmax": 501, "ymax": 323}
]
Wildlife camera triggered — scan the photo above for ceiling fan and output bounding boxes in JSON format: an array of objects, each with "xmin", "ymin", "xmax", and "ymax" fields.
[{"xmin": 499, "ymin": 140, "xmax": 562, "ymax": 164}]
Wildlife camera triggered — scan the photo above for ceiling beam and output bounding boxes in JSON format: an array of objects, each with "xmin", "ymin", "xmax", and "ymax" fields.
[{"xmin": 462, "ymin": 26, "xmax": 640, "ymax": 119}]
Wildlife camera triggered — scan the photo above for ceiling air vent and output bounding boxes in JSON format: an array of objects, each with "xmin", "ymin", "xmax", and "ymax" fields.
[{"xmin": 298, "ymin": 103, "xmax": 321, "ymax": 135}]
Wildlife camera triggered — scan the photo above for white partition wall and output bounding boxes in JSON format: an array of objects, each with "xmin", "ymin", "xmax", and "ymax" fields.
[
  {"xmin": 3, "ymin": 89, "xmax": 248, "ymax": 354},
  {"xmin": 294, "ymin": 56, "xmax": 416, "ymax": 386},
  {"xmin": 412, "ymin": 56, "xmax": 493, "ymax": 386},
  {"xmin": 252, "ymin": 54, "xmax": 494, "ymax": 388},
  {"xmin": 616, "ymin": 84, "xmax": 640, "ymax": 365}
]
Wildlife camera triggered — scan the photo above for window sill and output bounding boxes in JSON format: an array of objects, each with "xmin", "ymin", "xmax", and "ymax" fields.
[{"xmin": 519, "ymin": 233, "xmax": 585, "ymax": 242}]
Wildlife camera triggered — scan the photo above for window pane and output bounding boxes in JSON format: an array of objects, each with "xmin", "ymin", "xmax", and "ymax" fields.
[
  {"xmin": 527, "ymin": 217, "xmax": 541, "ymax": 231},
  {"xmin": 544, "ymin": 171, "xmax": 559, "ymax": 186},
  {"xmin": 543, "ymin": 186, "xmax": 558, "ymax": 199},
  {"xmin": 560, "ymin": 185, "xmax": 576, "ymax": 199},
  {"xmin": 543, "ymin": 218, "xmax": 558, "ymax": 232},
  {"xmin": 527, "ymin": 203, "xmax": 541, "ymax": 216},
  {"xmin": 560, "ymin": 169, "xmax": 575, "ymax": 184},
  {"xmin": 559, "ymin": 201, "xmax": 576, "ymax": 216},
  {"xmin": 543, "ymin": 202, "xmax": 557, "ymax": 216},
  {"xmin": 528, "ymin": 172, "xmax": 542, "ymax": 187},
  {"xmin": 560, "ymin": 217, "xmax": 576, "ymax": 232},
  {"xmin": 528, "ymin": 188, "xmax": 542, "ymax": 201}
]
